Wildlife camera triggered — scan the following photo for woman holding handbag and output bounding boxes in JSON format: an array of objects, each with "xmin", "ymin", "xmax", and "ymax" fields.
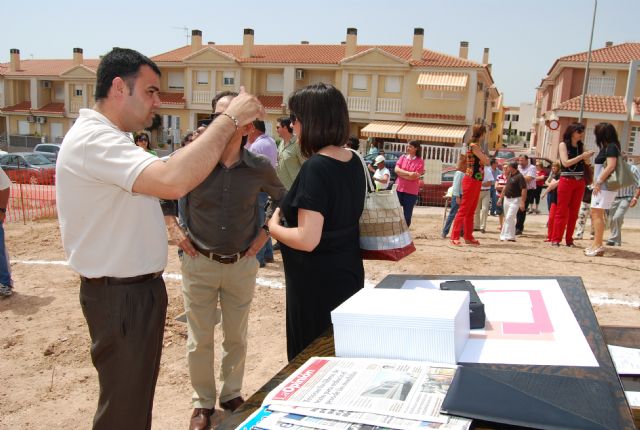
[
  {"xmin": 267, "ymin": 83, "xmax": 365, "ymax": 361},
  {"xmin": 450, "ymin": 125, "xmax": 491, "ymax": 246},
  {"xmin": 585, "ymin": 123, "xmax": 619, "ymax": 256},
  {"xmin": 550, "ymin": 123, "xmax": 595, "ymax": 247}
]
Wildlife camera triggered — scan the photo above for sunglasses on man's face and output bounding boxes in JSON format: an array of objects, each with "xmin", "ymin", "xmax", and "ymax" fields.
[{"xmin": 137, "ymin": 137, "xmax": 148, "ymax": 142}]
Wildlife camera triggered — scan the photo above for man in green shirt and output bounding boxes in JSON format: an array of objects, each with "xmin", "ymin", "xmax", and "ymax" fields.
[{"xmin": 276, "ymin": 116, "xmax": 305, "ymax": 190}]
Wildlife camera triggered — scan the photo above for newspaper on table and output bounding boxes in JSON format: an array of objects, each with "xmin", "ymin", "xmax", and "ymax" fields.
[
  {"xmin": 266, "ymin": 404, "xmax": 470, "ymax": 430},
  {"xmin": 262, "ymin": 356, "xmax": 458, "ymax": 424}
]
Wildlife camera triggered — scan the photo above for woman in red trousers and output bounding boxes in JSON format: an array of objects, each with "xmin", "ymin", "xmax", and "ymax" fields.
[
  {"xmin": 450, "ymin": 125, "xmax": 491, "ymax": 246},
  {"xmin": 551, "ymin": 123, "xmax": 594, "ymax": 247}
]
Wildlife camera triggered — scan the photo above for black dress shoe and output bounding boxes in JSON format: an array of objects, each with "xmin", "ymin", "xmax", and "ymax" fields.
[
  {"xmin": 189, "ymin": 408, "xmax": 214, "ymax": 430},
  {"xmin": 515, "ymin": 230, "xmax": 523, "ymax": 235},
  {"xmin": 220, "ymin": 396, "xmax": 245, "ymax": 412}
]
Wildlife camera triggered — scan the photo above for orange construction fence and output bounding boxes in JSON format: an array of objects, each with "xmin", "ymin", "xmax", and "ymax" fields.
[{"xmin": 6, "ymin": 183, "xmax": 57, "ymax": 223}]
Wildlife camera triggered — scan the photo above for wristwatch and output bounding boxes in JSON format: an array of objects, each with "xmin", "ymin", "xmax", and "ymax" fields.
[{"xmin": 261, "ymin": 224, "xmax": 270, "ymax": 236}]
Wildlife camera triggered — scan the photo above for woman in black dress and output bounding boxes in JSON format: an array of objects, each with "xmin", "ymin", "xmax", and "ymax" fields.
[{"xmin": 267, "ymin": 83, "xmax": 365, "ymax": 361}]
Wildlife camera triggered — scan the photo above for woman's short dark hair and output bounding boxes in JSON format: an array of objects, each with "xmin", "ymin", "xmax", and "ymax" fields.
[
  {"xmin": 95, "ymin": 48, "xmax": 161, "ymax": 101},
  {"xmin": 288, "ymin": 83, "xmax": 350, "ymax": 158},
  {"xmin": 562, "ymin": 122, "xmax": 585, "ymax": 145},
  {"xmin": 594, "ymin": 122, "xmax": 620, "ymax": 149},
  {"xmin": 346, "ymin": 136, "xmax": 360, "ymax": 151},
  {"xmin": 277, "ymin": 117, "xmax": 293, "ymax": 134},
  {"xmin": 407, "ymin": 140, "xmax": 422, "ymax": 158}
]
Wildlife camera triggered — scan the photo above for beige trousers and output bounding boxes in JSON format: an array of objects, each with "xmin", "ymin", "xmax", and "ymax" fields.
[
  {"xmin": 474, "ymin": 189, "xmax": 491, "ymax": 230},
  {"xmin": 181, "ymin": 253, "xmax": 258, "ymax": 409}
]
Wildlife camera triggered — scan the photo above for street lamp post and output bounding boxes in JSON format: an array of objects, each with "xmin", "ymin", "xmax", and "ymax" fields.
[{"xmin": 578, "ymin": 0, "xmax": 598, "ymax": 123}]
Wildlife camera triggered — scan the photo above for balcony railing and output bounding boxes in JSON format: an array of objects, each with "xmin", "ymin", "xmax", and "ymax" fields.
[
  {"xmin": 347, "ymin": 97, "xmax": 370, "ymax": 112},
  {"xmin": 192, "ymin": 91, "xmax": 216, "ymax": 105},
  {"xmin": 376, "ymin": 98, "xmax": 402, "ymax": 113},
  {"xmin": 384, "ymin": 142, "xmax": 462, "ymax": 166}
]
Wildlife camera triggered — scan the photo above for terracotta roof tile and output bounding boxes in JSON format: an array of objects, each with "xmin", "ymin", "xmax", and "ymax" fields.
[
  {"xmin": 556, "ymin": 95, "xmax": 626, "ymax": 114},
  {"xmin": 406, "ymin": 112, "xmax": 466, "ymax": 121},
  {"xmin": 559, "ymin": 42, "xmax": 640, "ymax": 64},
  {"xmin": 158, "ymin": 92, "xmax": 185, "ymax": 105},
  {"xmin": 2, "ymin": 101, "xmax": 31, "ymax": 112},
  {"xmin": 0, "ymin": 59, "xmax": 100, "ymax": 76},
  {"xmin": 151, "ymin": 44, "xmax": 483, "ymax": 68},
  {"xmin": 258, "ymin": 95, "xmax": 283, "ymax": 110},
  {"xmin": 32, "ymin": 102, "xmax": 65, "ymax": 114}
]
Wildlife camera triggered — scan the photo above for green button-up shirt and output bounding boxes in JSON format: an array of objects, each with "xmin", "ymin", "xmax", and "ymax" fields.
[{"xmin": 276, "ymin": 136, "xmax": 305, "ymax": 190}]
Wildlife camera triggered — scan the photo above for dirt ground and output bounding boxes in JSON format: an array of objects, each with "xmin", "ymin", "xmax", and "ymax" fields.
[{"xmin": 0, "ymin": 208, "xmax": 639, "ymax": 429}]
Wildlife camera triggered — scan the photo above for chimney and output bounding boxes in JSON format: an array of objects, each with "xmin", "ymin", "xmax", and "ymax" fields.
[
  {"xmin": 412, "ymin": 28, "xmax": 424, "ymax": 61},
  {"xmin": 242, "ymin": 28, "xmax": 254, "ymax": 58},
  {"xmin": 9, "ymin": 49, "xmax": 20, "ymax": 72},
  {"xmin": 482, "ymin": 47, "xmax": 489, "ymax": 65},
  {"xmin": 459, "ymin": 41, "xmax": 469, "ymax": 59},
  {"xmin": 301, "ymin": 41, "xmax": 309, "ymax": 45},
  {"xmin": 73, "ymin": 48, "xmax": 83, "ymax": 66},
  {"xmin": 345, "ymin": 28, "xmax": 357, "ymax": 58},
  {"xmin": 191, "ymin": 30, "xmax": 202, "ymax": 52},
  {"xmin": 605, "ymin": 41, "xmax": 613, "ymax": 47}
]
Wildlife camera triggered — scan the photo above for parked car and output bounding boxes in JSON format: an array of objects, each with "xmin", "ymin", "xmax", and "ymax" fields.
[
  {"xmin": 0, "ymin": 152, "xmax": 56, "ymax": 185},
  {"xmin": 33, "ymin": 143, "xmax": 62, "ymax": 162},
  {"xmin": 417, "ymin": 166, "xmax": 458, "ymax": 207},
  {"xmin": 493, "ymin": 149, "xmax": 516, "ymax": 165},
  {"xmin": 363, "ymin": 151, "xmax": 403, "ymax": 187}
]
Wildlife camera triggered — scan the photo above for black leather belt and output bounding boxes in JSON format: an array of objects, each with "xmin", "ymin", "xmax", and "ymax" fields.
[
  {"xmin": 561, "ymin": 175, "xmax": 583, "ymax": 180},
  {"xmin": 193, "ymin": 243, "xmax": 247, "ymax": 264},
  {"xmin": 80, "ymin": 271, "xmax": 163, "ymax": 286}
]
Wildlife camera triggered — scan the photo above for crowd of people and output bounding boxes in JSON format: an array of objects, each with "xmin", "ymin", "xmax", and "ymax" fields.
[{"xmin": 1, "ymin": 45, "xmax": 637, "ymax": 430}]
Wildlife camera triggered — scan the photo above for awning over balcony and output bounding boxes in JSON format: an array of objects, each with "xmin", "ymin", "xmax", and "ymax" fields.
[
  {"xmin": 360, "ymin": 120, "xmax": 406, "ymax": 138},
  {"xmin": 417, "ymin": 72, "xmax": 468, "ymax": 92},
  {"xmin": 396, "ymin": 123, "xmax": 468, "ymax": 144}
]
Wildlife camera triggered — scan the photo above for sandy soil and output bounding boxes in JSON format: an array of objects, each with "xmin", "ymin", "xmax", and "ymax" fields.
[{"xmin": 0, "ymin": 208, "xmax": 639, "ymax": 429}]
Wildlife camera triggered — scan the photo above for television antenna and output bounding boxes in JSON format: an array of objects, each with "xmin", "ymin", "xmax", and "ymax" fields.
[{"xmin": 172, "ymin": 26, "xmax": 190, "ymax": 45}]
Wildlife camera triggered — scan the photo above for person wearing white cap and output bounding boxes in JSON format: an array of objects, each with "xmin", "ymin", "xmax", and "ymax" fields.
[{"xmin": 373, "ymin": 155, "xmax": 390, "ymax": 191}]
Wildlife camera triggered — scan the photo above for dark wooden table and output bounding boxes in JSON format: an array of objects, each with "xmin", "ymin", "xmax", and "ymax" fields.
[{"xmin": 218, "ymin": 275, "xmax": 638, "ymax": 429}]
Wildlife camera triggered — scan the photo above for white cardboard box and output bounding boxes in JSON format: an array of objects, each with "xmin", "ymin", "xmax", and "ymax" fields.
[{"xmin": 331, "ymin": 288, "xmax": 470, "ymax": 364}]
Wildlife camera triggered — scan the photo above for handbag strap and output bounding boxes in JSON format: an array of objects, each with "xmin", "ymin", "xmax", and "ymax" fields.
[{"xmin": 346, "ymin": 148, "xmax": 375, "ymax": 198}]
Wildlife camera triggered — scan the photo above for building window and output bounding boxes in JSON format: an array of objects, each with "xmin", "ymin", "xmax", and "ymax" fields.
[
  {"xmin": 266, "ymin": 74, "xmax": 284, "ymax": 92},
  {"xmin": 384, "ymin": 76, "xmax": 401, "ymax": 93},
  {"xmin": 504, "ymin": 114, "xmax": 510, "ymax": 121},
  {"xmin": 18, "ymin": 121, "xmax": 30, "ymax": 135},
  {"xmin": 196, "ymin": 71, "xmax": 209, "ymax": 85},
  {"xmin": 168, "ymin": 72, "xmax": 184, "ymax": 90},
  {"xmin": 629, "ymin": 126, "xmax": 639, "ymax": 155},
  {"xmin": 223, "ymin": 72, "xmax": 235, "ymax": 86},
  {"xmin": 526, "ymin": 132, "xmax": 531, "ymax": 141},
  {"xmin": 352, "ymin": 74, "xmax": 368, "ymax": 91},
  {"xmin": 422, "ymin": 90, "xmax": 463, "ymax": 100},
  {"xmin": 54, "ymin": 85, "xmax": 64, "ymax": 101},
  {"xmin": 587, "ymin": 76, "xmax": 615, "ymax": 96},
  {"xmin": 512, "ymin": 114, "xmax": 519, "ymax": 122},
  {"xmin": 519, "ymin": 131, "xmax": 526, "ymax": 137},
  {"xmin": 75, "ymin": 85, "xmax": 83, "ymax": 97}
]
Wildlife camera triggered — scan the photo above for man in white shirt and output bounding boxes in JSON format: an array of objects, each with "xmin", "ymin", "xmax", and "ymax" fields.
[
  {"xmin": 56, "ymin": 47, "xmax": 264, "ymax": 430},
  {"xmin": 372, "ymin": 155, "xmax": 390, "ymax": 190},
  {"xmin": 0, "ymin": 169, "xmax": 12, "ymax": 297}
]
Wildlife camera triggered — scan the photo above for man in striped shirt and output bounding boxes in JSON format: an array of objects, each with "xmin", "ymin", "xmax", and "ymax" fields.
[{"xmin": 606, "ymin": 160, "xmax": 640, "ymax": 246}]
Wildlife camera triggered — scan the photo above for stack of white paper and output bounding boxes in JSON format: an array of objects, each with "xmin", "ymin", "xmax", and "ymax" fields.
[{"xmin": 331, "ymin": 288, "xmax": 470, "ymax": 364}]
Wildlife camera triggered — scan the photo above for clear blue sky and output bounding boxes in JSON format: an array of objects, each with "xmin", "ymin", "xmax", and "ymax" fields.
[{"xmin": 1, "ymin": 0, "xmax": 638, "ymax": 106}]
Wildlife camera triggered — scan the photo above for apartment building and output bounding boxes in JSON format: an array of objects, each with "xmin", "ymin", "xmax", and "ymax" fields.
[
  {"xmin": 502, "ymin": 102, "xmax": 535, "ymax": 146},
  {"xmin": 533, "ymin": 42, "xmax": 640, "ymax": 159},
  {"xmin": 0, "ymin": 28, "xmax": 499, "ymax": 155}
]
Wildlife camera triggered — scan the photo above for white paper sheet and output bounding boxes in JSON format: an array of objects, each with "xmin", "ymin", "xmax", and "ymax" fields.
[
  {"xmin": 608, "ymin": 344, "xmax": 640, "ymax": 375},
  {"xmin": 402, "ymin": 278, "xmax": 598, "ymax": 367},
  {"xmin": 625, "ymin": 391, "xmax": 640, "ymax": 407}
]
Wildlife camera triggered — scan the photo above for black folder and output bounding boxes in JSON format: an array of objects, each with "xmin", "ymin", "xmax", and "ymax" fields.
[{"xmin": 441, "ymin": 366, "xmax": 621, "ymax": 430}]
